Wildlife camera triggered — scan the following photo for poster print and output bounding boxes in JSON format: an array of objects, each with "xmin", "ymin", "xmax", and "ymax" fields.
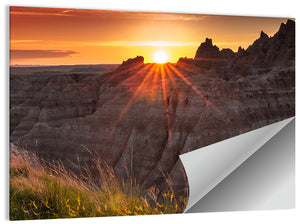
[{"xmin": 9, "ymin": 6, "xmax": 295, "ymax": 219}]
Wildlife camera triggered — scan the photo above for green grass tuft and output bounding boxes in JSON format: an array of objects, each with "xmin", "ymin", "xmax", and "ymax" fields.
[{"xmin": 9, "ymin": 148, "xmax": 187, "ymax": 220}]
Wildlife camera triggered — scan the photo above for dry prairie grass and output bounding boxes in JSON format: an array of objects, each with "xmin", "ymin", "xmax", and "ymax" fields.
[{"xmin": 9, "ymin": 147, "xmax": 187, "ymax": 220}]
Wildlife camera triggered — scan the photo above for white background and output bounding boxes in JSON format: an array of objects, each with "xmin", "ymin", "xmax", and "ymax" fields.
[{"xmin": 1, "ymin": 0, "xmax": 299, "ymax": 223}]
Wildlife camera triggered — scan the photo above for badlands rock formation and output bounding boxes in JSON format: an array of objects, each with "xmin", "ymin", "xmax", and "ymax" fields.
[{"xmin": 10, "ymin": 20, "xmax": 295, "ymax": 199}]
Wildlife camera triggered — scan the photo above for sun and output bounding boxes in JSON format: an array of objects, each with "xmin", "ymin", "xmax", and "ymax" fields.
[{"xmin": 153, "ymin": 50, "xmax": 169, "ymax": 63}]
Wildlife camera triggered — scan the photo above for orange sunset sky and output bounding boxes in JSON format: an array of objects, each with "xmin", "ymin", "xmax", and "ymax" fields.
[{"xmin": 10, "ymin": 6, "xmax": 290, "ymax": 65}]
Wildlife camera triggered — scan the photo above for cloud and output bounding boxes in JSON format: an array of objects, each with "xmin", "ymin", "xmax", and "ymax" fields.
[
  {"xmin": 10, "ymin": 40, "xmax": 42, "ymax": 44},
  {"xmin": 9, "ymin": 6, "xmax": 76, "ymax": 17},
  {"xmin": 10, "ymin": 6, "xmax": 208, "ymax": 22},
  {"xmin": 10, "ymin": 50, "xmax": 79, "ymax": 59},
  {"xmin": 84, "ymin": 40, "xmax": 199, "ymax": 47}
]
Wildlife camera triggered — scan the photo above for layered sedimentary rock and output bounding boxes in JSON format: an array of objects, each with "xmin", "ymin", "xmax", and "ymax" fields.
[
  {"xmin": 241, "ymin": 20, "xmax": 295, "ymax": 67},
  {"xmin": 194, "ymin": 38, "xmax": 235, "ymax": 60},
  {"xmin": 120, "ymin": 56, "xmax": 144, "ymax": 68},
  {"xmin": 10, "ymin": 20, "xmax": 295, "ymax": 199},
  {"xmin": 194, "ymin": 38, "xmax": 221, "ymax": 59}
]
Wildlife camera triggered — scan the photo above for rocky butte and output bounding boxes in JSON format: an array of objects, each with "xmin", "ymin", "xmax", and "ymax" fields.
[{"xmin": 10, "ymin": 20, "xmax": 295, "ymax": 199}]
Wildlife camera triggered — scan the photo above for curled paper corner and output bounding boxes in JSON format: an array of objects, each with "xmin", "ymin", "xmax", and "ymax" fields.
[{"xmin": 180, "ymin": 117, "xmax": 294, "ymax": 213}]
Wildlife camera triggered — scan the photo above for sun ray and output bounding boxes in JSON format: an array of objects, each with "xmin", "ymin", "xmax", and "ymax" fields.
[
  {"xmin": 167, "ymin": 64, "xmax": 240, "ymax": 133},
  {"xmin": 75, "ymin": 63, "xmax": 146, "ymax": 94},
  {"xmin": 149, "ymin": 64, "xmax": 160, "ymax": 97},
  {"xmin": 176, "ymin": 62, "xmax": 217, "ymax": 81},
  {"xmin": 103, "ymin": 64, "xmax": 158, "ymax": 143},
  {"xmin": 164, "ymin": 63, "xmax": 179, "ymax": 95},
  {"xmin": 117, "ymin": 63, "xmax": 153, "ymax": 85},
  {"xmin": 106, "ymin": 63, "xmax": 146, "ymax": 83},
  {"xmin": 160, "ymin": 64, "xmax": 174, "ymax": 163},
  {"xmin": 160, "ymin": 65, "xmax": 170, "ymax": 131},
  {"xmin": 115, "ymin": 64, "xmax": 157, "ymax": 124},
  {"xmin": 145, "ymin": 63, "xmax": 159, "ymax": 103}
]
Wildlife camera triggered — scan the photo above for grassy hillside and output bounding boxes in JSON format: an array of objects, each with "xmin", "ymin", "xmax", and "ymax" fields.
[{"xmin": 9, "ymin": 147, "xmax": 187, "ymax": 220}]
